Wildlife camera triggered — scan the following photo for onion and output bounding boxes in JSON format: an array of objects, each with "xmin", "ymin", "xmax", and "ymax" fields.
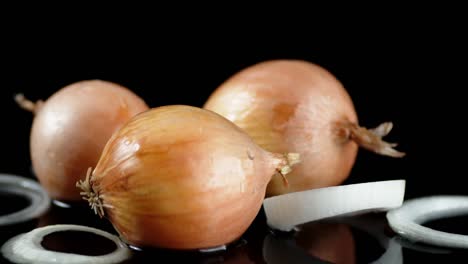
[
  {"xmin": 387, "ymin": 195, "xmax": 468, "ymax": 249},
  {"xmin": 263, "ymin": 180, "xmax": 405, "ymax": 231},
  {"xmin": 204, "ymin": 60, "xmax": 405, "ymax": 196},
  {"xmin": 77, "ymin": 105, "xmax": 300, "ymax": 250},
  {"xmin": 16, "ymin": 80, "xmax": 148, "ymax": 202},
  {"xmin": 0, "ymin": 173, "xmax": 50, "ymax": 226},
  {"xmin": 1, "ymin": 224, "xmax": 131, "ymax": 264}
]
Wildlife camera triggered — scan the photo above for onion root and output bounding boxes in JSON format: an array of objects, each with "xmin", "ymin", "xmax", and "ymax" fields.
[{"xmin": 76, "ymin": 167, "xmax": 112, "ymax": 218}]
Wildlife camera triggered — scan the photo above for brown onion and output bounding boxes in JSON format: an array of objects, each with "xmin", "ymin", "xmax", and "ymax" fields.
[
  {"xmin": 204, "ymin": 60, "xmax": 405, "ymax": 196},
  {"xmin": 77, "ymin": 105, "xmax": 299, "ymax": 250},
  {"xmin": 17, "ymin": 80, "xmax": 148, "ymax": 202}
]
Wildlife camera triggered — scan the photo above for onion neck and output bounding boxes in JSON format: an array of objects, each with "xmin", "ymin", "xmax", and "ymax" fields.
[
  {"xmin": 14, "ymin": 93, "xmax": 44, "ymax": 114},
  {"xmin": 272, "ymin": 153, "xmax": 301, "ymax": 187},
  {"xmin": 335, "ymin": 121, "xmax": 405, "ymax": 158}
]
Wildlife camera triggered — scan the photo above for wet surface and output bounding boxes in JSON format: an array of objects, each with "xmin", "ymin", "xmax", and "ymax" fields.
[{"xmin": 2, "ymin": 196, "xmax": 468, "ymax": 263}]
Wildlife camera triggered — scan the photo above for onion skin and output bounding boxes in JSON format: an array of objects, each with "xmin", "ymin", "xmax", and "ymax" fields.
[
  {"xmin": 28, "ymin": 80, "xmax": 148, "ymax": 201},
  {"xmin": 204, "ymin": 60, "xmax": 404, "ymax": 196},
  {"xmin": 79, "ymin": 105, "xmax": 298, "ymax": 250}
]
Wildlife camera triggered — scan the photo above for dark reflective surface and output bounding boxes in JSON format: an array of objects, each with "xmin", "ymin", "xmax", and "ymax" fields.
[
  {"xmin": 424, "ymin": 214, "xmax": 468, "ymax": 236},
  {"xmin": 0, "ymin": 193, "xmax": 30, "ymax": 216},
  {"xmin": 3, "ymin": 201, "xmax": 468, "ymax": 263},
  {"xmin": 41, "ymin": 231, "xmax": 117, "ymax": 256}
]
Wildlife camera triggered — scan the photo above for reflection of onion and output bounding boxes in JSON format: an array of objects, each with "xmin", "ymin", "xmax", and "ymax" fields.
[
  {"xmin": 338, "ymin": 215, "xmax": 402, "ymax": 264},
  {"xmin": 263, "ymin": 234, "xmax": 330, "ymax": 264},
  {"xmin": 265, "ymin": 214, "xmax": 401, "ymax": 264},
  {"xmin": 262, "ymin": 217, "xmax": 399, "ymax": 264},
  {"xmin": 295, "ymin": 222, "xmax": 355, "ymax": 264},
  {"xmin": 0, "ymin": 174, "xmax": 50, "ymax": 226},
  {"xmin": 1, "ymin": 224, "xmax": 131, "ymax": 264}
]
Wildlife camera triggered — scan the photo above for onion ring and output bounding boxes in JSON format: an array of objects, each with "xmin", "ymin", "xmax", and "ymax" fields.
[
  {"xmin": 0, "ymin": 174, "xmax": 50, "ymax": 226},
  {"xmin": 387, "ymin": 195, "xmax": 468, "ymax": 248},
  {"xmin": 1, "ymin": 224, "xmax": 131, "ymax": 264},
  {"xmin": 264, "ymin": 180, "xmax": 406, "ymax": 231}
]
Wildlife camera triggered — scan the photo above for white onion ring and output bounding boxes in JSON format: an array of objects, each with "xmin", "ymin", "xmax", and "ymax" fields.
[
  {"xmin": 1, "ymin": 224, "xmax": 131, "ymax": 264},
  {"xmin": 264, "ymin": 180, "xmax": 406, "ymax": 231},
  {"xmin": 387, "ymin": 195, "xmax": 468, "ymax": 248},
  {"xmin": 0, "ymin": 174, "xmax": 50, "ymax": 226}
]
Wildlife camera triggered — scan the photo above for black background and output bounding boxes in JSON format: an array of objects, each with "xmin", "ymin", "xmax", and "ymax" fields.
[
  {"xmin": 1, "ymin": 11, "xmax": 468, "ymax": 264},
  {"xmin": 1, "ymin": 17, "xmax": 466, "ymax": 202}
]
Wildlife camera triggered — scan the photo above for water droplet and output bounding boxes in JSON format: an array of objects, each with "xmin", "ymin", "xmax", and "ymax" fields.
[{"xmin": 133, "ymin": 143, "xmax": 140, "ymax": 152}]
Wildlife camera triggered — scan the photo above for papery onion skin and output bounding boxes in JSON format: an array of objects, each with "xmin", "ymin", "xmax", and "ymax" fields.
[
  {"xmin": 81, "ymin": 105, "xmax": 297, "ymax": 250},
  {"xmin": 204, "ymin": 60, "xmax": 404, "ymax": 196},
  {"xmin": 29, "ymin": 80, "xmax": 148, "ymax": 201}
]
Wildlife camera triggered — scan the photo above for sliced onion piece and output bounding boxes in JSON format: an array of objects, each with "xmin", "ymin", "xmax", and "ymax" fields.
[
  {"xmin": 0, "ymin": 173, "xmax": 50, "ymax": 226},
  {"xmin": 386, "ymin": 195, "xmax": 468, "ymax": 249},
  {"xmin": 1, "ymin": 224, "xmax": 131, "ymax": 264},
  {"xmin": 263, "ymin": 180, "xmax": 406, "ymax": 231}
]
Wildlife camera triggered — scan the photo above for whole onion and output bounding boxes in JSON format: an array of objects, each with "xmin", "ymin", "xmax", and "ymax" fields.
[
  {"xmin": 77, "ymin": 105, "xmax": 299, "ymax": 250},
  {"xmin": 204, "ymin": 60, "xmax": 404, "ymax": 196},
  {"xmin": 17, "ymin": 80, "xmax": 148, "ymax": 202}
]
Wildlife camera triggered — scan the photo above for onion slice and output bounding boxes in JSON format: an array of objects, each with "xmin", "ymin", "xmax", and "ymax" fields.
[
  {"xmin": 0, "ymin": 173, "xmax": 50, "ymax": 226},
  {"xmin": 386, "ymin": 195, "xmax": 468, "ymax": 249},
  {"xmin": 263, "ymin": 180, "xmax": 406, "ymax": 231},
  {"xmin": 1, "ymin": 224, "xmax": 131, "ymax": 264}
]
